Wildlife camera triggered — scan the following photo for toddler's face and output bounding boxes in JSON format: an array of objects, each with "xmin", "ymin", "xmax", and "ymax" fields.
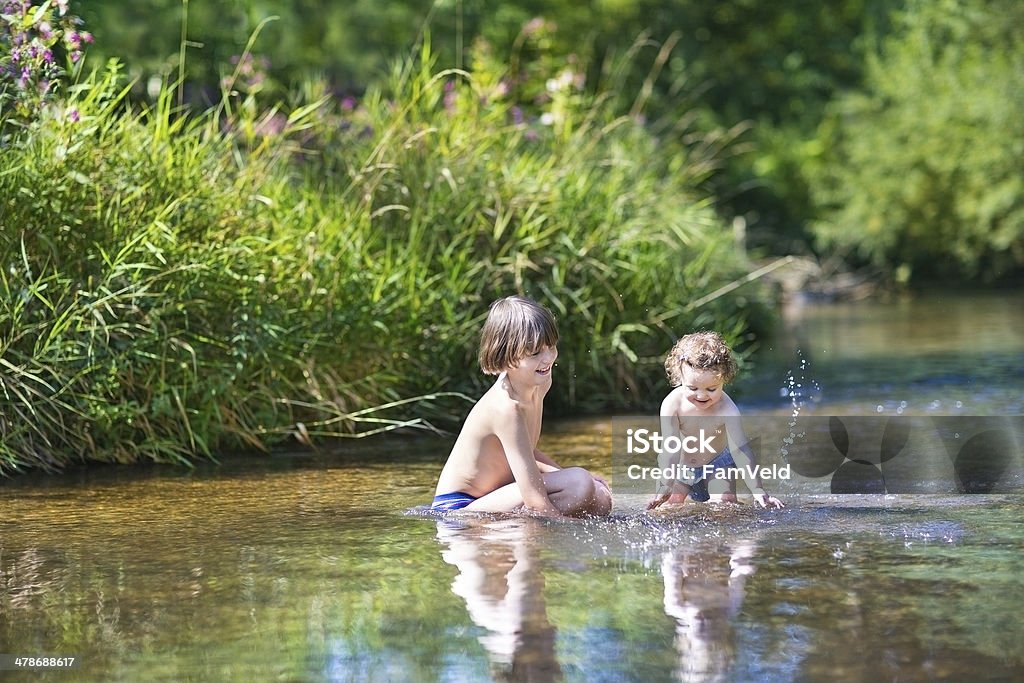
[{"xmin": 680, "ymin": 365, "xmax": 724, "ymax": 411}]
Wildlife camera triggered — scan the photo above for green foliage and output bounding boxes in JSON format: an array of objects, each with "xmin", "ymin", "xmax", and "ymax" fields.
[
  {"xmin": 810, "ymin": 0, "xmax": 1024, "ymax": 281},
  {"xmin": 0, "ymin": 32, "xmax": 765, "ymax": 471},
  {"xmin": 295, "ymin": 36, "xmax": 762, "ymax": 411}
]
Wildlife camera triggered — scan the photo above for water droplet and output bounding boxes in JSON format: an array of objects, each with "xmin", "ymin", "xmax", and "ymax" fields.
[
  {"xmin": 955, "ymin": 401, "xmax": 963, "ymax": 409},
  {"xmin": 899, "ymin": 401, "xmax": 907, "ymax": 409},
  {"xmin": 876, "ymin": 405, "xmax": 884, "ymax": 413},
  {"xmin": 954, "ymin": 432, "xmax": 960, "ymax": 439}
]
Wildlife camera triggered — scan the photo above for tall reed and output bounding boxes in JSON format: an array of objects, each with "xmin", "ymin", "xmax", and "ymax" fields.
[{"xmin": 0, "ymin": 38, "xmax": 768, "ymax": 472}]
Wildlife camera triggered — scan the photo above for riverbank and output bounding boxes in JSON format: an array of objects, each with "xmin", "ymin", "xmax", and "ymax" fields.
[{"xmin": 0, "ymin": 54, "xmax": 771, "ymax": 473}]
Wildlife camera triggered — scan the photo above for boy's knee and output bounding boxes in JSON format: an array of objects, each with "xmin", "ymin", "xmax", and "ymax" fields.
[
  {"xmin": 564, "ymin": 467, "xmax": 595, "ymax": 494},
  {"xmin": 565, "ymin": 467, "xmax": 612, "ymax": 515},
  {"xmin": 592, "ymin": 479, "xmax": 613, "ymax": 515}
]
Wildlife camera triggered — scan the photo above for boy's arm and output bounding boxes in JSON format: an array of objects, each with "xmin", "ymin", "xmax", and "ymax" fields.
[
  {"xmin": 724, "ymin": 415, "xmax": 784, "ymax": 509},
  {"xmin": 534, "ymin": 449, "xmax": 561, "ymax": 471},
  {"xmin": 496, "ymin": 407, "xmax": 562, "ymax": 516}
]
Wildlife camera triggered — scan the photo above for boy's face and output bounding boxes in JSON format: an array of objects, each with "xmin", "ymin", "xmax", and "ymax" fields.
[
  {"xmin": 509, "ymin": 344, "xmax": 558, "ymax": 386},
  {"xmin": 680, "ymin": 365, "xmax": 725, "ymax": 411}
]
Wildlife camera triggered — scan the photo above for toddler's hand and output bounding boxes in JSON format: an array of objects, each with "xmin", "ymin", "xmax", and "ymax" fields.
[
  {"xmin": 647, "ymin": 493, "xmax": 669, "ymax": 510},
  {"xmin": 647, "ymin": 492, "xmax": 689, "ymax": 509},
  {"xmin": 754, "ymin": 493, "xmax": 785, "ymax": 509}
]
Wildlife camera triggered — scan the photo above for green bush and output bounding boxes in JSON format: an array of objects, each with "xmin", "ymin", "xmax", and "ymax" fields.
[
  {"xmin": 0, "ymin": 37, "xmax": 767, "ymax": 472},
  {"xmin": 810, "ymin": 0, "xmax": 1024, "ymax": 282}
]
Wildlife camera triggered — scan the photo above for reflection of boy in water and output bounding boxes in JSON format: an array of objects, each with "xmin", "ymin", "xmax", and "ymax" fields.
[
  {"xmin": 649, "ymin": 332, "xmax": 784, "ymax": 509},
  {"xmin": 436, "ymin": 518, "xmax": 562, "ymax": 682},
  {"xmin": 661, "ymin": 539, "xmax": 758, "ymax": 680}
]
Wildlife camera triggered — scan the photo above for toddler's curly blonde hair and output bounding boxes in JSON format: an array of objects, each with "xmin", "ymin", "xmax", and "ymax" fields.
[{"xmin": 665, "ymin": 331, "xmax": 738, "ymax": 387}]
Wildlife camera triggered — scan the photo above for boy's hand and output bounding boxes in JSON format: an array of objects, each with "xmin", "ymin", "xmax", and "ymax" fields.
[{"xmin": 524, "ymin": 502, "xmax": 566, "ymax": 519}]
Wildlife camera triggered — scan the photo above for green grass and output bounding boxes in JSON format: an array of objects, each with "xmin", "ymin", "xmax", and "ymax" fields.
[{"xmin": 0, "ymin": 45, "xmax": 770, "ymax": 473}]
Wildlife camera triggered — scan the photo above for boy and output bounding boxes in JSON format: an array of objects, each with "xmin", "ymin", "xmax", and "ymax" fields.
[
  {"xmin": 432, "ymin": 296, "xmax": 612, "ymax": 517},
  {"xmin": 648, "ymin": 331, "xmax": 784, "ymax": 510}
]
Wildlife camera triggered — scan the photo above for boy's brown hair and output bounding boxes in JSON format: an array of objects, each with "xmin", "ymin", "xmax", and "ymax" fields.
[
  {"xmin": 478, "ymin": 296, "xmax": 559, "ymax": 375},
  {"xmin": 665, "ymin": 331, "xmax": 738, "ymax": 386}
]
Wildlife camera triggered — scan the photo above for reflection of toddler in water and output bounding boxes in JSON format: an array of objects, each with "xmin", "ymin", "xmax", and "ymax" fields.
[
  {"xmin": 648, "ymin": 332, "xmax": 784, "ymax": 509},
  {"xmin": 662, "ymin": 539, "xmax": 759, "ymax": 679}
]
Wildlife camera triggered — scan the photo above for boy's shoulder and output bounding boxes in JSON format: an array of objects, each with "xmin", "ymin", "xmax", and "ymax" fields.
[{"xmin": 473, "ymin": 378, "xmax": 530, "ymax": 419}]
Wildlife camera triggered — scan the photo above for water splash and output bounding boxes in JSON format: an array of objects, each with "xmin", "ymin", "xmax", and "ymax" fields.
[
  {"xmin": 873, "ymin": 397, "xmax": 969, "ymax": 416},
  {"xmin": 778, "ymin": 350, "xmax": 821, "ymax": 459}
]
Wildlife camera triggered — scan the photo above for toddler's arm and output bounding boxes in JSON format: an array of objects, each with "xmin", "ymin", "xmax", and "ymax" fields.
[{"xmin": 725, "ymin": 418, "xmax": 784, "ymax": 509}]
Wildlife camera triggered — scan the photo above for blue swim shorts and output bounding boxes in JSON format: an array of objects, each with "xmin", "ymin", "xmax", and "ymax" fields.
[
  {"xmin": 687, "ymin": 449, "xmax": 736, "ymax": 502},
  {"xmin": 431, "ymin": 491, "xmax": 478, "ymax": 512}
]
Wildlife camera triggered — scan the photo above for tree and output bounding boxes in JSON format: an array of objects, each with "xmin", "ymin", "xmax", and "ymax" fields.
[{"xmin": 811, "ymin": 0, "xmax": 1024, "ymax": 282}]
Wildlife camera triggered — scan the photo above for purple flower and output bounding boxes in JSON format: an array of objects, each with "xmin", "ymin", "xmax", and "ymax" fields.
[
  {"xmin": 443, "ymin": 80, "xmax": 457, "ymax": 112},
  {"xmin": 523, "ymin": 17, "xmax": 546, "ymax": 36},
  {"xmin": 67, "ymin": 108, "xmax": 80, "ymax": 122}
]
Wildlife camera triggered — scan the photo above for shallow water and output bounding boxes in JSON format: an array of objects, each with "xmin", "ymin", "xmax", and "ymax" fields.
[
  {"xmin": 736, "ymin": 291, "xmax": 1024, "ymax": 415},
  {"xmin": 2, "ymin": 291, "xmax": 1024, "ymax": 681},
  {"xmin": 2, "ymin": 448, "xmax": 1023, "ymax": 682}
]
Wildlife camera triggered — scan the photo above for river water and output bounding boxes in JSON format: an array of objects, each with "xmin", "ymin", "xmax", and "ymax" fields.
[{"xmin": 2, "ymin": 292, "xmax": 1023, "ymax": 681}]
